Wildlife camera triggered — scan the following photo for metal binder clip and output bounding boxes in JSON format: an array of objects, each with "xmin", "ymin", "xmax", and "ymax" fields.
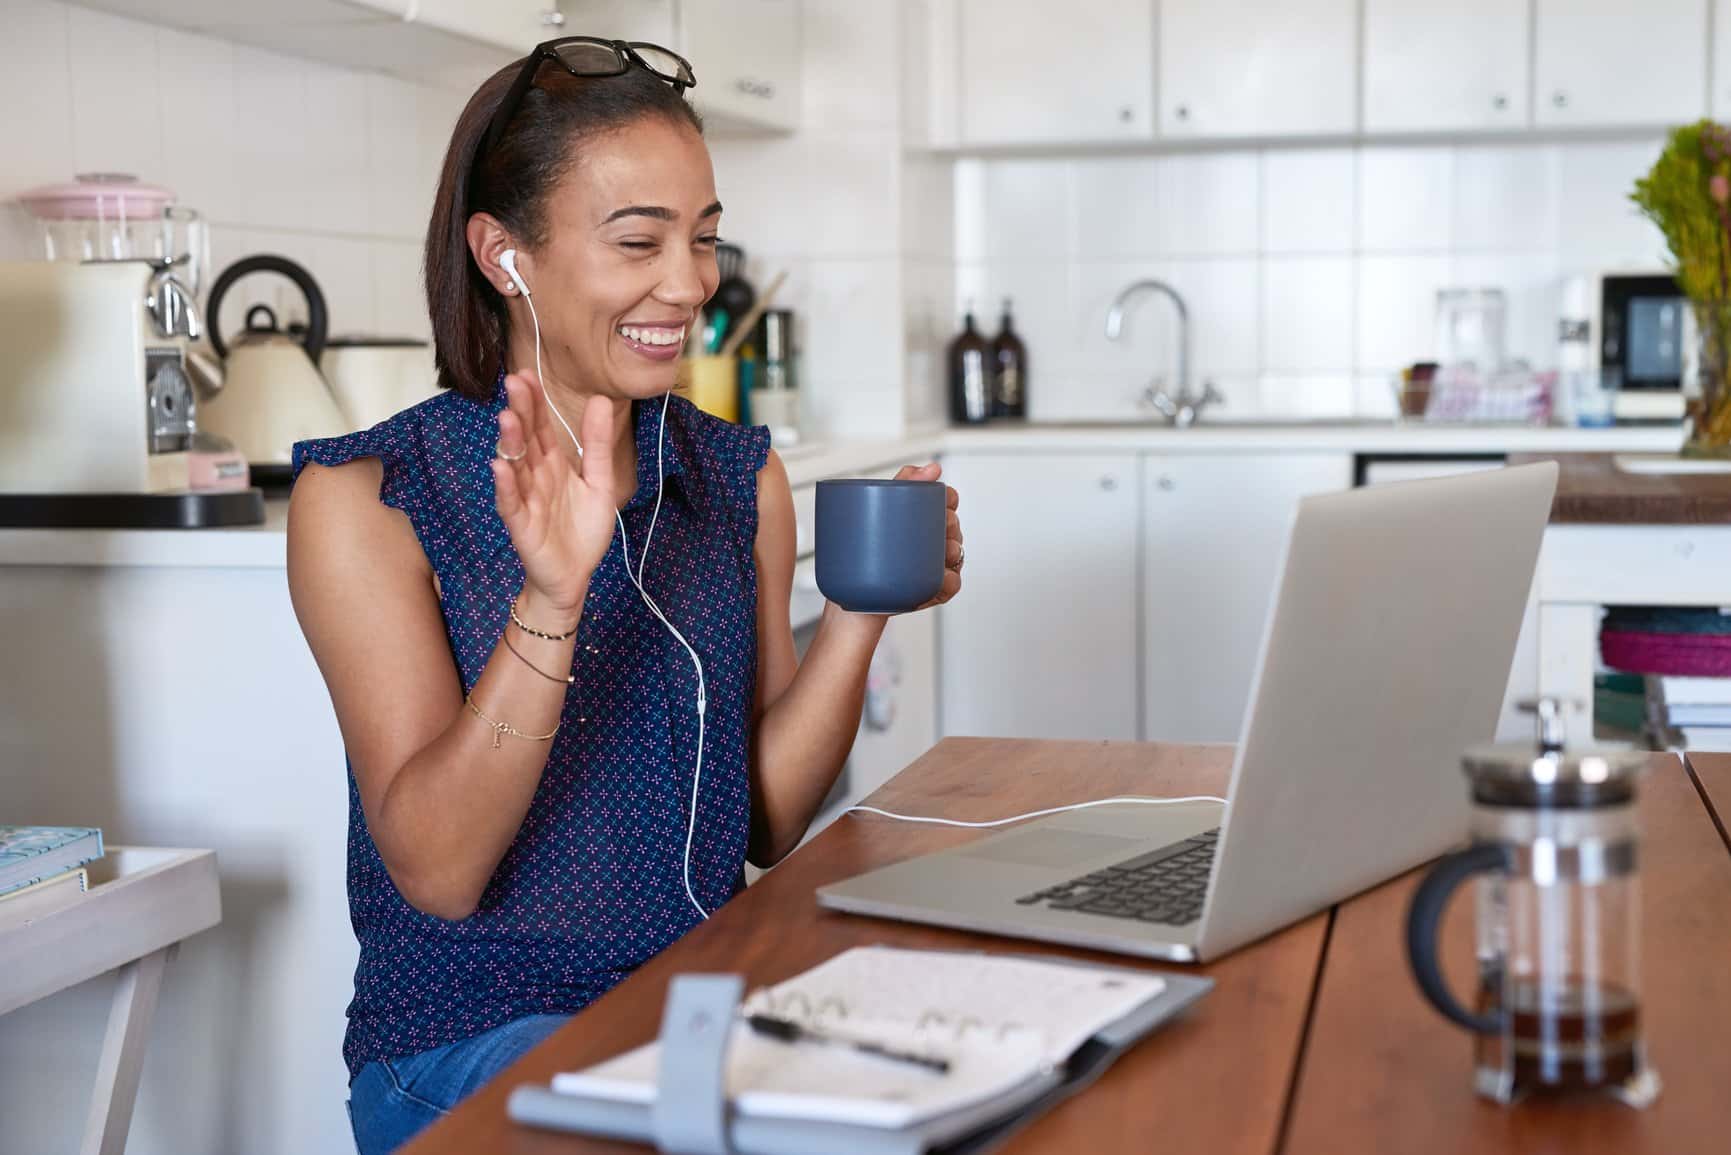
[{"xmin": 651, "ymin": 974, "xmax": 743, "ymax": 1155}]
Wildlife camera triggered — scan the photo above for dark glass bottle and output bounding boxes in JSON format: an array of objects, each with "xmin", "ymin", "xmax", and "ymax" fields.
[
  {"xmin": 990, "ymin": 298, "xmax": 1027, "ymax": 419},
  {"xmin": 948, "ymin": 306, "xmax": 991, "ymax": 424}
]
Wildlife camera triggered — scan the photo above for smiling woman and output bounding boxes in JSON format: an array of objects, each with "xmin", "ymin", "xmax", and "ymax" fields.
[{"xmin": 279, "ymin": 34, "xmax": 963, "ymax": 1155}]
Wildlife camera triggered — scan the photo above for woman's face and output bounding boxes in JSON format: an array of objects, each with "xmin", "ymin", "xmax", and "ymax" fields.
[{"xmin": 521, "ymin": 115, "xmax": 721, "ymax": 399}]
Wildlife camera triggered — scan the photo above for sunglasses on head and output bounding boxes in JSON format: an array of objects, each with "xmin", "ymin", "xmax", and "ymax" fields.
[{"xmin": 478, "ymin": 37, "xmax": 697, "ymax": 162}]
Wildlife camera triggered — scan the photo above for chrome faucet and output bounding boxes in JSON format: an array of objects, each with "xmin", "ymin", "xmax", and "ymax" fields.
[{"xmin": 1105, "ymin": 278, "xmax": 1222, "ymax": 427}]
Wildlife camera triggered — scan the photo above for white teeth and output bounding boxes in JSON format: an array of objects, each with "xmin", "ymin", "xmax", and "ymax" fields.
[{"xmin": 619, "ymin": 325, "xmax": 685, "ymax": 347}]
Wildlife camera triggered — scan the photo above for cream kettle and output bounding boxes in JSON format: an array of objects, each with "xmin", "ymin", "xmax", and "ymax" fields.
[{"xmin": 196, "ymin": 254, "xmax": 350, "ymax": 469}]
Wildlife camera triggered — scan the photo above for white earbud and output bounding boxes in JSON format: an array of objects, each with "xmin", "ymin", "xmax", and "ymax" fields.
[{"xmin": 499, "ymin": 248, "xmax": 531, "ymax": 297}]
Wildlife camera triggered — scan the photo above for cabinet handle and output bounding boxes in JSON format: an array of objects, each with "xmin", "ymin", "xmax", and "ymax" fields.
[
  {"xmin": 541, "ymin": 8, "xmax": 565, "ymax": 26},
  {"xmin": 1552, "ymin": 91, "xmax": 1568, "ymax": 109},
  {"xmin": 1100, "ymin": 475, "xmax": 1119, "ymax": 492},
  {"xmin": 735, "ymin": 77, "xmax": 777, "ymax": 100},
  {"xmin": 1492, "ymin": 93, "xmax": 1508, "ymax": 111},
  {"xmin": 1156, "ymin": 476, "xmax": 1174, "ymax": 492},
  {"xmin": 1174, "ymin": 105, "xmax": 1190, "ymax": 122}
]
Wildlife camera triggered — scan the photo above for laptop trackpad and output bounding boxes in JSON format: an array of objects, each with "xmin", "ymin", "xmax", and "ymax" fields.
[{"xmin": 960, "ymin": 828, "xmax": 1144, "ymax": 869}]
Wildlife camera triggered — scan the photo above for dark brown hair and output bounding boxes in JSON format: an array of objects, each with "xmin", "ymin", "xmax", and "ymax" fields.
[{"xmin": 425, "ymin": 60, "xmax": 704, "ymax": 400}]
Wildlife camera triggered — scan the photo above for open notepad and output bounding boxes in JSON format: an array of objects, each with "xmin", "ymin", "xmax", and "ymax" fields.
[{"xmin": 534, "ymin": 945, "xmax": 1206, "ymax": 1147}]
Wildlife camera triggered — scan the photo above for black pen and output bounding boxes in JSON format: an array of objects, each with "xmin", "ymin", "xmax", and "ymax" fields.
[{"xmin": 744, "ymin": 1013, "xmax": 952, "ymax": 1074}]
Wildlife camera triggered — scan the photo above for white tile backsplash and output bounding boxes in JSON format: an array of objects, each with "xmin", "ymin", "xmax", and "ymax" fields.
[
  {"xmin": 158, "ymin": 28, "xmax": 238, "ymax": 225},
  {"xmin": 1155, "ymin": 153, "xmax": 1261, "ymax": 256},
  {"xmin": 970, "ymin": 132, "xmax": 1673, "ymax": 419},
  {"xmin": 68, "ymin": 6, "xmax": 163, "ymax": 182},
  {"xmin": 1073, "ymin": 157, "xmax": 1164, "ymax": 259},
  {"xmin": 1356, "ymin": 254, "xmax": 1453, "ymax": 372},
  {"xmin": 981, "ymin": 159, "xmax": 1072, "ymax": 260},
  {"xmin": 1556, "ymin": 137, "xmax": 1669, "ymax": 271},
  {"xmin": 0, "ymin": 0, "xmax": 72, "ymax": 199},
  {"xmin": 1452, "ymin": 144, "xmax": 1559, "ymax": 253},
  {"xmin": 1358, "ymin": 145, "xmax": 1454, "ymax": 253},
  {"xmin": 1263, "ymin": 257, "xmax": 1354, "ymax": 372},
  {"xmin": 1262, "ymin": 148, "xmax": 1356, "ymax": 254}
]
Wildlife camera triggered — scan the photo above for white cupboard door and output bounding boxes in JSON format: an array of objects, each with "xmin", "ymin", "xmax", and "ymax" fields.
[
  {"xmin": 1160, "ymin": 0, "xmax": 1356, "ymax": 138},
  {"xmin": 1363, "ymin": 0, "xmax": 1529, "ymax": 132},
  {"xmin": 413, "ymin": 0, "xmax": 556, "ymax": 53},
  {"xmin": 1535, "ymin": 0, "xmax": 1708, "ymax": 127},
  {"xmin": 681, "ymin": 0, "xmax": 802, "ymax": 133},
  {"xmin": 939, "ymin": 454, "xmax": 1142, "ymax": 741},
  {"xmin": 957, "ymin": 0, "xmax": 1155, "ymax": 146},
  {"xmin": 1142, "ymin": 454, "xmax": 1352, "ymax": 744},
  {"xmin": 559, "ymin": 0, "xmax": 678, "ymax": 43}
]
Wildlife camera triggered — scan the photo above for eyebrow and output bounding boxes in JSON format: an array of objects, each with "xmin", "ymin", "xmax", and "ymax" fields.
[{"xmin": 602, "ymin": 201, "xmax": 724, "ymax": 225}]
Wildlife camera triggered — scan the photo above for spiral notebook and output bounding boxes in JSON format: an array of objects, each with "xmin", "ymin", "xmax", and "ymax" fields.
[{"xmin": 510, "ymin": 946, "xmax": 1212, "ymax": 1154}]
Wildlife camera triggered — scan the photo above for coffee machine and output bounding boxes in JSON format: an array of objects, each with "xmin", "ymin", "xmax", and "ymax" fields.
[{"xmin": 0, "ymin": 260, "xmax": 260, "ymax": 526}]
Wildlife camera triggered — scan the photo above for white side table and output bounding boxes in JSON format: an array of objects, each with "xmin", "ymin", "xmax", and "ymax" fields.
[{"xmin": 0, "ymin": 847, "xmax": 221, "ymax": 1155}]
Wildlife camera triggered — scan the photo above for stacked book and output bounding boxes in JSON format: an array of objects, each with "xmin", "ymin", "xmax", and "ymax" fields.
[
  {"xmin": 1650, "ymin": 677, "xmax": 1731, "ymax": 752},
  {"xmin": 0, "ymin": 826, "xmax": 105, "ymax": 905}
]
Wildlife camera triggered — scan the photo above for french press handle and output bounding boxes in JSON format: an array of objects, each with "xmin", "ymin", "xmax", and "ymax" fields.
[{"xmin": 1405, "ymin": 842, "xmax": 1510, "ymax": 1034}]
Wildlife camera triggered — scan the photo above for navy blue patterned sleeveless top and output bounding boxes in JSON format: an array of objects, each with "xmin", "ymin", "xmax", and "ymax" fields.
[{"xmin": 292, "ymin": 377, "xmax": 770, "ymax": 1077}]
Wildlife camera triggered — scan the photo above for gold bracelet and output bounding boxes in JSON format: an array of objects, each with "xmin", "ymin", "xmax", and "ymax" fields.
[
  {"xmin": 465, "ymin": 693, "xmax": 560, "ymax": 749},
  {"xmin": 509, "ymin": 598, "xmax": 578, "ymax": 642},
  {"xmin": 502, "ymin": 631, "xmax": 575, "ymax": 685}
]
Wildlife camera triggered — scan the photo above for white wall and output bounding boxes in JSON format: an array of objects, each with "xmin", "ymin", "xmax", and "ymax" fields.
[
  {"xmin": 954, "ymin": 138, "xmax": 1672, "ymax": 422},
  {"xmin": 0, "ymin": 0, "xmax": 469, "ymax": 344},
  {"xmin": 705, "ymin": 0, "xmax": 952, "ymax": 439}
]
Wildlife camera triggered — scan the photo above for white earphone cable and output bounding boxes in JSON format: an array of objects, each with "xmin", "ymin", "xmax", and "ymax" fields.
[
  {"xmin": 844, "ymin": 795, "xmax": 1227, "ymax": 830},
  {"xmin": 517, "ymin": 271, "xmax": 711, "ymax": 920}
]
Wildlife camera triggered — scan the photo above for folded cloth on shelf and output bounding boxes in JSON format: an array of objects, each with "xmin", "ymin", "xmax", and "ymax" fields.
[{"xmin": 1601, "ymin": 629, "xmax": 1731, "ymax": 677}]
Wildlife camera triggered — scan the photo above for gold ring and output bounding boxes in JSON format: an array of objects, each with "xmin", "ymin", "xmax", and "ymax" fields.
[{"xmin": 495, "ymin": 439, "xmax": 526, "ymax": 463}]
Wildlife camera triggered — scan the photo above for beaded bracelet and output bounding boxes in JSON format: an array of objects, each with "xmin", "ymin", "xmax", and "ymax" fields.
[
  {"xmin": 465, "ymin": 694, "xmax": 559, "ymax": 749},
  {"xmin": 509, "ymin": 598, "xmax": 578, "ymax": 642}
]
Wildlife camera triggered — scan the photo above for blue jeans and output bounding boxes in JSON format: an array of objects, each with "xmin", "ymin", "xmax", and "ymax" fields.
[{"xmin": 347, "ymin": 1014, "xmax": 569, "ymax": 1154}]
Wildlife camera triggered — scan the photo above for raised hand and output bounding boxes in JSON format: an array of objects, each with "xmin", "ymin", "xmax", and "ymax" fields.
[{"xmin": 489, "ymin": 371, "xmax": 620, "ymax": 616}]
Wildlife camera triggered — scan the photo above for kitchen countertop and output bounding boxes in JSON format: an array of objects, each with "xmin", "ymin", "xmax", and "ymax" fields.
[
  {"xmin": 0, "ymin": 422, "xmax": 1689, "ymax": 568},
  {"xmin": 943, "ymin": 420, "xmax": 1689, "ymax": 455},
  {"xmin": 1510, "ymin": 452, "xmax": 1731, "ymax": 524}
]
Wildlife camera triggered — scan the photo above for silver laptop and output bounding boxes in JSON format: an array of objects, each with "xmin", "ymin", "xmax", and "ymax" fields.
[{"xmin": 818, "ymin": 462, "xmax": 1559, "ymax": 963}]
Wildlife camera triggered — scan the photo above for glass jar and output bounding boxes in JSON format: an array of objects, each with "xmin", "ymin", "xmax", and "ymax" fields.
[
  {"xmin": 19, "ymin": 174, "xmax": 207, "ymax": 293},
  {"xmin": 1406, "ymin": 698, "xmax": 1660, "ymax": 1107}
]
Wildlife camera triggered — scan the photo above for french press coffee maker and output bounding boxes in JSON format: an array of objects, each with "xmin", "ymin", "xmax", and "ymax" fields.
[{"xmin": 1406, "ymin": 698, "xmax": 1660, "ymax": 1107}]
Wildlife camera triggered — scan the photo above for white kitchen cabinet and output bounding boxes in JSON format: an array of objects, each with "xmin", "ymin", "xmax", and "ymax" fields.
[
  {"xmin": 939, "ymin": 453, "xmax": 1142, "ymax": 741},
  {"xmin": 564, "ymin": 0, "xmax": 802, "ymax": 133},
  {"xmin": 1363, "ymin": 0, "xmax": 1529, "ymax": 132},
  {"xmin": 679, "ymin": 0, "xmax": 802, "ymax": 133},
  {"xmin": 956, "ymin": 0, "xmax": 1155, "ymax": 146},
  {"xmin": 1159, "ymin": 0, "xmax": 1356, "ymax": 139},
  {"xmin": 1535, "ymin": 0, "xmax": 1708, "ymax": 127},
  {"xmin": 1142, "ymin": 453, "xmax": 1352, "ymax": 744},
  {"xmin": 415, "ymin": 0, "xmax": 557, "ymax": 52}
]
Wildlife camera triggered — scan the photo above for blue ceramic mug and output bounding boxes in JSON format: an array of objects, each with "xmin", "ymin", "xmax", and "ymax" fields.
[{"xmin": 815, "ymin": 479, "xmax": 947, "ymax": 614}]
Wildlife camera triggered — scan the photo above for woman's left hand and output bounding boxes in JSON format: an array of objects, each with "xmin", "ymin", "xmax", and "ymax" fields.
[{"xmin": 895, "ymin": 463, "xmax": 963, "ymax": 611}]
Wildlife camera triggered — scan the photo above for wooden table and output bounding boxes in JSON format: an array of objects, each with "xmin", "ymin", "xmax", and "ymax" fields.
[
  {"xmin": 1506, "ymin": 454, "xmax": 1731, "ymax": 739},
  {"xmin": 406, "ymin": 739, "xmax": 1731, "ymax": 1155}
]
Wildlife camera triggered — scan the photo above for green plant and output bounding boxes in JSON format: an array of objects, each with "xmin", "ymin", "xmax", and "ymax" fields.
[
  {"xmin": 1631, "ymin": 121, "xmax": 1731, "ymax": 302},
  {"xmin": 1632, "ymin": 121, "xmax": 1731, "ymax": 451}
]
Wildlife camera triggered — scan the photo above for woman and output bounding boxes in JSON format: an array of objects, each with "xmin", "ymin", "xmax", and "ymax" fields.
[{"xmin": 285, "ymin": 39, "xmax": 964, "ymax": 1154}]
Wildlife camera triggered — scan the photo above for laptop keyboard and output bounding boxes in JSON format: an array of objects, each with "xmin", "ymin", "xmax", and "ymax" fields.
[{"xmin": 1014, "ymin": 828, "xmax": 1220, "ymax": 926}]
